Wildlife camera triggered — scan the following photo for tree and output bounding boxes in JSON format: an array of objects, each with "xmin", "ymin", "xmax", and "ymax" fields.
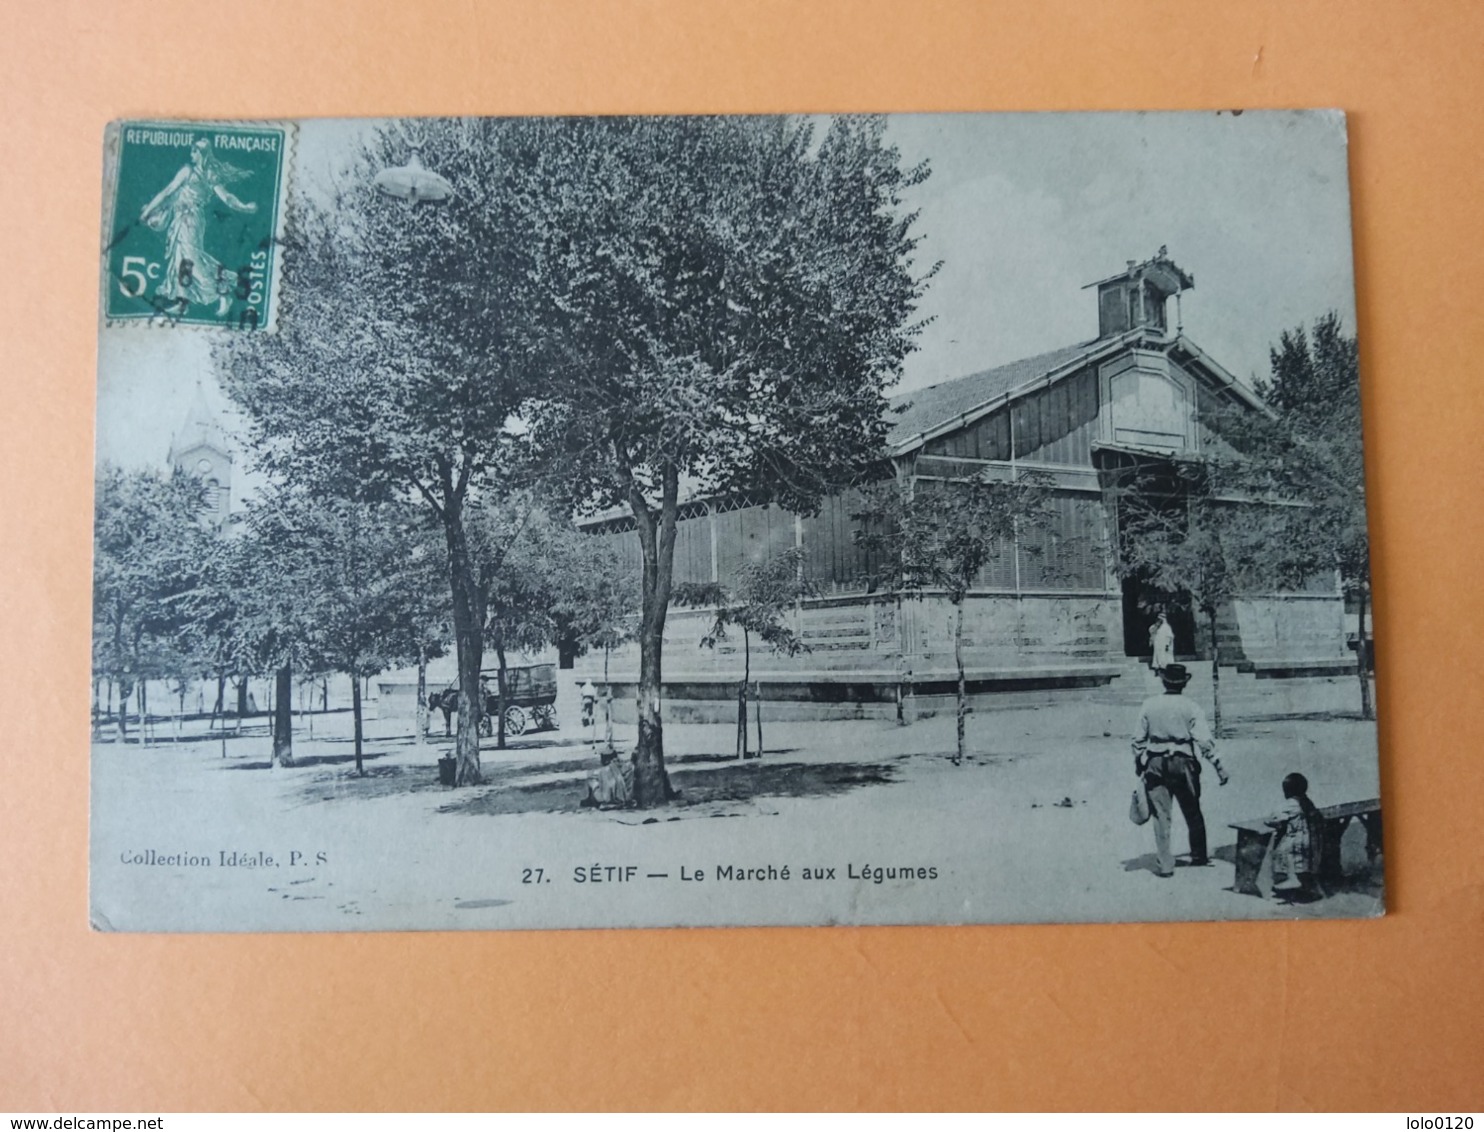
[
  {"xmin": 478, "ymin": 501, "xmax": 642, "ymax": 750},
  {"xmin": 473, "ymin": 498, "xmax": 550, "ymax": 750},
  {"xmin": 550, "ymin": 533, "xmax": 640, "ymax": 754},
  {"xmin": 254, "ymin": 492, "xmax": 432, "ymax": 774},
  {"xmin": 1108, "ymin": 449, "xmax": 1301, "ymax": 737},
  {"xmin": 521, "ymin": 115, "xmax": 935, "ymax": 804},
  {"xmin": 551, "ymin": 536, "xmax": 639, "ymax": 685},
  {"xmin": 397, "ymin": 525, "xmax": 452, "ymax": 747},
  {"xmin": 220, "ymin": 118, "xmax": 550, "ymax": 785},
  {"xmin": 1109, "ymin": 314, "xmax": 1373, "ymax": 732},
  {"xmin": 1111, "ymin": 457, "xmax": 1225, "ymax": 731},
  {"xmin": 93, "ymin": 466, "xmax": 212, "ymax": 745},
  {"xmin": 226, "ymin": 506, "xmax": 322, "ymax": 767},
  {"xmin": 1227, "ymin": 313, "xmax": 1373, "ymax": 718},
  {"xmin": 855, "ymin": 471, "xmax": 1054, "ymax": 764},
  {"xmin": 674, "ymin": 548, "xmax": 812, "ymax": 759}
]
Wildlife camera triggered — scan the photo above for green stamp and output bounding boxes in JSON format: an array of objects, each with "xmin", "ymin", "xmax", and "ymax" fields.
[{"xmin": 103, "ymin": 121, "xmax": 290, "ymax": 330}]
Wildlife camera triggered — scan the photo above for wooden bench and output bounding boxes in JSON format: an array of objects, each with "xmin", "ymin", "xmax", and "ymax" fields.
[{"xmin": 1230, "ymin": 798, "xmax": 1382, "ymax": 896}]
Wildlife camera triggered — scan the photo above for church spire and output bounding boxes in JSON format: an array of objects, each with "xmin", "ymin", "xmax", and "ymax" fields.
[
  {"xmin": 169, "ymin": 381, "xmax": 233, "ymax": 523},
  {"xmin": 168, "ymin": 381, "xmax": 229, "ymax": 467}
]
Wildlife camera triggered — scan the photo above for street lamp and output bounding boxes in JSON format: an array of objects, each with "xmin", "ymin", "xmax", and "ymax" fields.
[
  {"xmin": 372, "ymin": 145, "xmax": 454, "ymax": 206},
  {"xmin": 369, "ymin": 146, "xmax": 453, "ymax": 768}
]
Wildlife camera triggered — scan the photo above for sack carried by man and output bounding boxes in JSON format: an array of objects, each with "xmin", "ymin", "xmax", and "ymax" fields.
[{"xmin": 1129, "ymin": 783, "xmax": 1152, "ymax": 825}]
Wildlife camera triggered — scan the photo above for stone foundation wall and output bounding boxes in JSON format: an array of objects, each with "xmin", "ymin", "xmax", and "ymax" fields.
[
  {"xmin": 1232, "ymin": 594, "xmax": 1349, "ymax": 662},
  {"xmin": 577, "ymin": 590, "xmax": 1124, "ymax": 689},
  {"xmin": 902, "ymin": 592, "xmax": 1121, "ymax": 676}
]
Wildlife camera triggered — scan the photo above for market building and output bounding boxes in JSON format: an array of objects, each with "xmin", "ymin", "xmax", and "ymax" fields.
[{"xmin": 577, "ymin": 250, "xmax": 1354, "ymax": 719}]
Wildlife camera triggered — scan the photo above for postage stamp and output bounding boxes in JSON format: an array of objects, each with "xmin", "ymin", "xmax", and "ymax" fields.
[{"xmin": 102, "ymin": 121, "xmax": 290, "ymax": 330}]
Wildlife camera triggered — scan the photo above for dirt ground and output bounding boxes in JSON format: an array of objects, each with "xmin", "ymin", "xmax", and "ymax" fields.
[{"xmin": 88, "ymin": 667, "xmax": 1384, "ymax": 932}]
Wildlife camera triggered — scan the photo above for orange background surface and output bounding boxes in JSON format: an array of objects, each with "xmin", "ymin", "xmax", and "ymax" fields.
[{"xmin": 2, "ymin": 0, "xmax": 1482, "ymax": 1112}]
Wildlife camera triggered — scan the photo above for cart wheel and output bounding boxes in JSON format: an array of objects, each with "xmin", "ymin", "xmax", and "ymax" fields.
[
  {"xmin": 477, "ymin": 713, "xmax": 493, "ymax": 738},
  {"xmin": 532, "ymin": 704, "xmax": 555, "ymax": 731},
  {"xmin": 504, "ymin": 705, "xmax": 527, "ymax": 737}
]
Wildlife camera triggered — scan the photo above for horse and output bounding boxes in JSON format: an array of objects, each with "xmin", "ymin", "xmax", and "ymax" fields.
[
  {"xmin": 427, "ymin": 688, "xmax": 461, "ymax": 737},
  {"xmin": 428, "ymin": 683, "xmax": 495, "ymax": 737}
]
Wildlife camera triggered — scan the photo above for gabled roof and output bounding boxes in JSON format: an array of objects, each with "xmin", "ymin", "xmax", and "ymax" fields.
[
  {"xmin": 886, "ymin": 330, "xmax": 1270, "ymax": 457},
  {"xmin": 887, "ymin": 340, "xmax": 1100, "ymax": 449},
  {"xmin": 577, "ymin": 330, "xmax": 1269, "ymax": 528}
]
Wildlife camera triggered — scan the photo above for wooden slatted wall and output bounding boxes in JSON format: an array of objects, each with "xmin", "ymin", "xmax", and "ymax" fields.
[{"xmin": 922, "ymin": 367, "xmax": 1099, "ymax": 468}]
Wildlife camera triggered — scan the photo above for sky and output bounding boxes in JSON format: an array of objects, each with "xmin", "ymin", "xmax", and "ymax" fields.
[
  {"xmin": 95, "ymin": 110, "xmax": 1358, "ymax": 485},
  {"xmin": 884, "ymin": 110, "xmax": 1356, "ymax": 395}
]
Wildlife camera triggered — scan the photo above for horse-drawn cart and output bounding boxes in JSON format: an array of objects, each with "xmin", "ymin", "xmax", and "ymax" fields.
[{"xmin": 428, "ymin": 663, "xmax": 559, "ymax": 738}]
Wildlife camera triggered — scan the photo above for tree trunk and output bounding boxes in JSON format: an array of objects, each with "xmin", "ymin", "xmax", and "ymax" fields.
[
  {"xmin": 629, "ymin": 467, "xmax": 680, "ymax": 805},
  {"xmin": 1357, "ymin": 585, "xmax": 1374, "ymax": 721},
  {"xmin": 351, "ymin": 673, "xmax": 364, "ymax": 776},
  {"xmin": 116, "ymin": 678, "xmax": 131, "ymax": 744},
  {"xmin": 137, "ymin": 681, "xmax": 148, "ymax": 747},
  {"xmin": 896, "ymin": 596, "xmax": 908, "ymax": 728},
  {"xmin": 442, "ymin": 493, "xmax": 484, "ymax": 786},
  {"xmin": 1209, "ymin": 606, "xmax": 1222, "ymax": 739},
  {"xmin": 175, "ymin": 683, "xmax": 186, "ymax": 743},
  {"xmin": 755, "ymin": 680, "xmax": 764, "ymax": 758},
  {"xmin": 236, "ymin": 677, "xmax": 249, "ymax": 720},
  {"xmin": 954, "ymin": 598, "xmax": 967, "ymax": 765},
  {"xmin": 738, "ymin": 628, "xmax": 750, "ymax": 759},
  {"xmin": 603, "ymin": 690, "xmax": 614, "ymax": 753},
  {"xmin": 272, "ymin": 664, "xmax": 294, "ymax": 767},
  {"xmin": 735, "ymin": 684, "xmax": 746, "ymax": 759},
  {"xmin": 92, "ymin": 678, "xmax": 101, "ymax": 737},
  {"xmin": 495, "ymin": 626, "xmax": 509, "ymax": 751},
  {"xmin": 216, "ymin": 671, "xmax": 226, "ymax": 758},
  {"xmin": 415, "ymin": 646, "xmax": 429, "ymax": 746}
]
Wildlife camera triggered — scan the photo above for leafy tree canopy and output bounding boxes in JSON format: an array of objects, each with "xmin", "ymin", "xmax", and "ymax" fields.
[
  {"xmin": 519, "ymin": 115, "xmax": 936, "ymax": 517},
  {"xmin": 93, "ymin": 465, "xmax": 214, "ymax": 686},
  {"xmin": 855, "ymin": 471, "xmax": 1056, "ymax": 602}
]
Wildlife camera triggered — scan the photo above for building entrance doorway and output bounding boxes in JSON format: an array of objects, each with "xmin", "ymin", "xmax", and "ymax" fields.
[
  {"xmin": 1120, "ymin": 574, "xmax": 1197, "ymax": 659},
  {"xmin": 1094, "ymin": 442, "xmax": 1201, "ymax": 660}
]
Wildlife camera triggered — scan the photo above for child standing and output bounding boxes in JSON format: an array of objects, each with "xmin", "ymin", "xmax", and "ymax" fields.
[{"xmin": 1268, "ymin": 772, "xmax": 1322, "ymax": 899}]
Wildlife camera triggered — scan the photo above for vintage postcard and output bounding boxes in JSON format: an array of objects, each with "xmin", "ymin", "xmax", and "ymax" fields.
[{"xmin": 90, "ymin": 112, "xmax": 1382, "ymax": 931}]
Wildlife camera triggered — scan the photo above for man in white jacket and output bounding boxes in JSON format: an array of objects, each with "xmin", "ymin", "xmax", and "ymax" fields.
[{"xmin": 1132, "ymin": 663, "xmax": 1228, "ymax": 877}]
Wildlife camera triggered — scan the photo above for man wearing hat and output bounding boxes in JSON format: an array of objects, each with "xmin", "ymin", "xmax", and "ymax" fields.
[{"xmin": 1132, "ymin": 663, "xmax": 1228, "ymax": 877}]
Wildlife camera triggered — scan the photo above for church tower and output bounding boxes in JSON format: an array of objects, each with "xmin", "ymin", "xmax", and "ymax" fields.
[{"xmin": 169, "ymin": 383, "xmax": 233, "ymax": 524}]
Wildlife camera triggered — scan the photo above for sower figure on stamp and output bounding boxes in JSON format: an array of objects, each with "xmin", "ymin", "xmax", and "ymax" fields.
[
  {"xmin": 139, "ymin": 139, "xmax": 257, "ymax": 318},
  {"xmin": 1132, "ymin": 663, "xmax": 1228, "ymax": 877}
]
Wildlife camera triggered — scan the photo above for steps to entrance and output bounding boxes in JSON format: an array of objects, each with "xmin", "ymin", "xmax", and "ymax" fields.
[{"xmin": 1107, "ymin": 657, "xmax": 1362, "ymax": 715}]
